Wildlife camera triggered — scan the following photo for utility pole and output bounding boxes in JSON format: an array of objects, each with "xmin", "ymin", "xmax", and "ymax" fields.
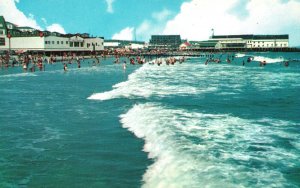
[{"xmin": 7, "ymin": 32, "xmax": 11, "ymax": 55}]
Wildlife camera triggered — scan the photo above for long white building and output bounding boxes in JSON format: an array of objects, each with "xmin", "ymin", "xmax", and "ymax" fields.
[
  {"xmin": 0, "ymin": 16, "xmax": 104, "ymax": 52},
  {"xmin": 210, "ymin": 34, "xmax": 289, "ymax": 49}
]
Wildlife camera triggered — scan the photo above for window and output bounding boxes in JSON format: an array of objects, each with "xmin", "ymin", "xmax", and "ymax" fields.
[
  {"xmin": 45, "ymin": 41, "xmax": 47, "ymax": 44},
  {"xmin": 52, "ymin": 41, "xmax": 54, "ymax": 44},
  {"xmin": 70, "ymin": 42, "xmax": 73, "ymax": 47},
  {"xmin": 0, "ymin": 29, "xmax": 4, "ymax": 35},
  {"xmin": 80, "ymin": 42, "xmax": 83, "ymax": 47},
  {"xmin": 0, "ymin": 37, "xmax": 5, "ymax": 46},
  {"xmin": 74, "ymin": 42, "xmax": 79, "ymax": 47},
  {"xmin": 61, "ymin": 41, "xmax": 63, "ymax": 44},
  {"xmin": 66, "ymin": 41, "xmax": 69, "ymax": 44},
  {"xmin": 57, "ymin": 41, "xmax": 59, "ymax": 44}
]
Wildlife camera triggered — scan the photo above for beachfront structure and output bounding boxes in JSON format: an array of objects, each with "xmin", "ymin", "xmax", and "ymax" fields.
[
  {"xmin": 210, "ymin": 34, "xmax": 289, "ymax": 49},
  {"xmin": 188, "ymin": 41, "xmax": 221, "ymax": 50},
  {"xmin": 0, "ymin": 16, "xmax": 104, "ymax": 53},
  {"xmin": 149, "ymin": 35, "xmax": 181, "ymax": 49},
  {"xmin": 179, "ymin": 42, "xmax": 191, "ymax": 50},
  {"xmin": 104, "ymin": 39, "xmax": 146, "ymax": 49}
]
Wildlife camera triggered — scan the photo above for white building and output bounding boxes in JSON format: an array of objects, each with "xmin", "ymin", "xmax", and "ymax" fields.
[
  {"xmin": 0, "ymin": 34, "xmax": 104, "ymax": 52},
  {"xmin": 0, "ymin": 16, "xmax": 104, "ymax": 52},
  {"xmin": 210, "ymin": 34, "xmax": 289, "ymax": 48},
  {"xmin": 104, "ymin": 40, "xmax": 120, "ymax": 48},
  {"xmin": 104, "ymin": 39, "xmax": 146, "ymax": 49}
]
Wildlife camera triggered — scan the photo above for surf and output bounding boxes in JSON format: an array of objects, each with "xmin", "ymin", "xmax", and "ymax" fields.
[{"xmin": 120, "ymin": 103, "xmax": 299, "ymax": 188}]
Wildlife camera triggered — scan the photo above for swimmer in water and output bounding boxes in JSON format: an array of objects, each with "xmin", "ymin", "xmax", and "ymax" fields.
[
  {"xmin": 284, "ymin": 61, "xmax": 289, "ymax": 67},
  {"xmin": 123, "ymin": 61, "xmax": 126, "ymax": 70},
  {"xmin": 63, "ymin": 63, "xmax": 68, "ymax": 71}
]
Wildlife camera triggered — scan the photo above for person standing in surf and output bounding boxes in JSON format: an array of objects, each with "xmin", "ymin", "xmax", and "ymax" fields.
[{"xmin": 64, "ymin": 63, "xmax": 68, "ymax": 71}]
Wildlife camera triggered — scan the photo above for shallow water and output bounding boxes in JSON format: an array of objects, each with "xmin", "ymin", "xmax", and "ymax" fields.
[{"xmin": 1, "ymin": 53, "xmax": 300, "ymax": 187}]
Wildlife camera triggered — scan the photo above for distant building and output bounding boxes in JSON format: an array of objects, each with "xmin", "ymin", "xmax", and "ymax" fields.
[
  {"xmin": 149, "ymin": 35, "xmax": 181, "ymax": 49},
  {"xmin": 189, "ymin": 40, "xmax": 220, "ymax": 49},
  {"xmin": 0, "ymin": 16, "xmax": 104, "ymax": 52},
  {"xmin": 179, "ymin": 41, "xmax": 191, "ymax": 50},
  {"xmin": 104, "ymin": 39, "xmax": 146, "ymax": 49},
  {"xmin": 211, "ymin": 34, "xmax": 289, "ymax": 48}
]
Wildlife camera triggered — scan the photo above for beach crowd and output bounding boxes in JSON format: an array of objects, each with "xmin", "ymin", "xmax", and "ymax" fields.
[{"xmin": 0, "ymin": 51, "xmax": 292, "ymax": 73}]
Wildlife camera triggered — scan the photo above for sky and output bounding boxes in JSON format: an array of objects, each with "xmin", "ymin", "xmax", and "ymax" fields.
[{"xmin": 0, "ymin": 0, "xmax": 300, "ymax": 46}]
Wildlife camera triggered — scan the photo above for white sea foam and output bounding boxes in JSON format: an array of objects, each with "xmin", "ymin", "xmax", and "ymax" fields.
[
  {"xmin": 0, "ymin": 72, "xmax": 37, "ymax": 78},
  {"xmin": 235, "ymin": 53, "xmax": 246, "ymax": 58},
  {"xmin": 120, "ymin": 103, "xmax": 299, "ymax": 188},
  {"xmin": 88, "ymin": 54, "xmax": 298, "ymax": 101},
  {"xmin": 88, "ymin": 60, "xmax": 219, "ymax": 101}
]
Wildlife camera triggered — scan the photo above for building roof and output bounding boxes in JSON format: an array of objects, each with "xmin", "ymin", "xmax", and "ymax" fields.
[
  {"xmin": 181, "ymin": 42, "xmax": 191, "ymax": 46},
  {"xmin": 212, "ymin": 34, "xmax": 289, "ymax": 40},
  {"xmin": 0, "ymin": 16, "xmax": 8, "ymax": 30},
  {"xmin": 151, "ymin": 35, "xmax": 181, "ymax": 37},
  {"xmin": 17, "ymin": 26, "xmax": 35, "ymax": 29}
]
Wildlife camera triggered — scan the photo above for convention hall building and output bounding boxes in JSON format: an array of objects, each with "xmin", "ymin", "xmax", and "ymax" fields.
[{"xmin": 210, "ymin": 34, "xmax": 289, "ymax": 49}]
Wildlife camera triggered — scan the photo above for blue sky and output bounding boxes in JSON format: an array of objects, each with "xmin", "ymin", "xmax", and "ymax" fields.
[
  {"xmin": 6, "ymin": 0, "xmax": 184, "ymax": 39},
  {"xmin": 1, "ymin": 0, "xmax": 300, "ymax": 46}
]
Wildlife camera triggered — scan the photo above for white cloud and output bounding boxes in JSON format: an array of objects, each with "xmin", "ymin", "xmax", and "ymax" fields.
[
  {"xmin": 0, "ymin": 0, "xmax": 67, "ymax": 34},
  {"xmin": 152, "ymin": 8, "xmax": 172, "ymax": 22},
  {"xmin": 105, "ymin": 0, "xmax": 115, "ymax": 13},
  {"xmin": 41, "ymin": 17, "xmax": 47, "ymax": 26},
  {"xmin": 133, "ymin": 8, "xmax": 173, "ymax": 41},
  {"xmin": 163, "ymin": 0, "xmax": 300, "ymax": 45},
  {"xmin": 0, "ymin": 0, "xmax": 42, "ymax": 30},
  {"xmin": 112, "ymin": 27, "xmax": 134, "ymax": 40},
  {"xmin": 46, "ymin": 24, "xmax": 66, "ymax": 34}
]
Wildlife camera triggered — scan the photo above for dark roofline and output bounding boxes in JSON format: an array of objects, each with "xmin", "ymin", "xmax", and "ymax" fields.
[
  {"xmin": 17, "ymin": 26, "xmax": 35, "ymax": 29},
  {"xmin": 212, "ymin": 34, "xmax": 289, "ymax": 40},
  {"xmin": 6, "ymin": 21, "xmax": 16, "ymax": 25},
  {"xmin": 0, "ymin": 16, "xmax": 8, "ymax": 31}
]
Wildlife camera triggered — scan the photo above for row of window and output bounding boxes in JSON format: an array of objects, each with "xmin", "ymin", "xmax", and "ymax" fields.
[
  {"xmin": 70, "ymin": 42, "xmax": 84, "ymax": 47},
  {"xmin": 252, "ymin": 43, "xmax": 287, "ymax": 47},
  {"xmin": 45, "ymin": 41, "xmax": 69, "ymax": 45},
  {"xmin": 45, "ymin": 41, "xmax": 102, "ymax": 48},
  {"xmin": 247, "ymin": 41, "xmax": 288, "ymax": 44}
]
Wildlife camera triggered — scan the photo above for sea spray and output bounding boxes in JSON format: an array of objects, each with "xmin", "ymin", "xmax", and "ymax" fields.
[{"xmin": 120, "ymin": 103, "xmax": 299, "ymax": 187}]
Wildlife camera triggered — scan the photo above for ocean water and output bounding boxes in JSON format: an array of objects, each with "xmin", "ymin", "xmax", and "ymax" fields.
[{"xmin": 0, "ymin": 52, "xmax": 300, "ymax": 188}]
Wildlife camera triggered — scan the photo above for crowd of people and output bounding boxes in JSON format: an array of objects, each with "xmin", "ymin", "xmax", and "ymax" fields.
[{"xmin": 0, "ymin": 51, "xmax": 293, "ymax": 73}]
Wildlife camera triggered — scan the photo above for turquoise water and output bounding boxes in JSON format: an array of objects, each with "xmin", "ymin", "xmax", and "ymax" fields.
[{"xmin": 1, "ymin": 53, "xmax": 300, "ymax": 187}]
